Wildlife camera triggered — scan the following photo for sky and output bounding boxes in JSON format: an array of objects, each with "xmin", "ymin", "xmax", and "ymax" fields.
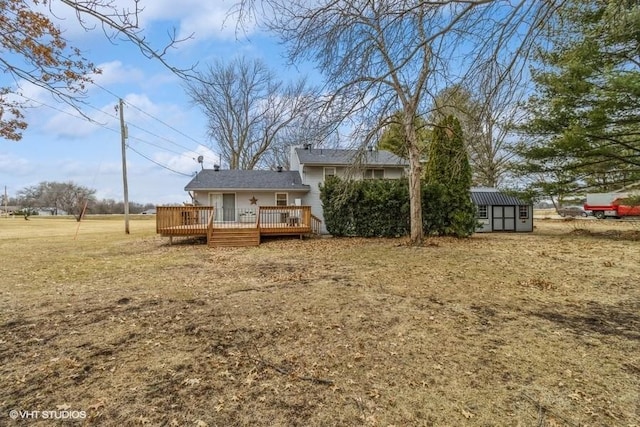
[{"xmin": 0, "ymin": 1, "xmax": 310, "ymax": 205}]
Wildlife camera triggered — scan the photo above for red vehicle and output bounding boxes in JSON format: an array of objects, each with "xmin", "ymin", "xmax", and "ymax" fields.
[{"xmin": 584, "ymin": 193, "xmax": 640, "ymax": 219}]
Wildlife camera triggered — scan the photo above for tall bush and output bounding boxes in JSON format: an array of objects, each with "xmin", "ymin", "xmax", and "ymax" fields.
[
  {"xmin": 320, "ymin": 177, "xmax": 410, "ymax": 237},
  {"xmin": 424, "ymin": 115, "xmax": 478, "ymax": 237}
]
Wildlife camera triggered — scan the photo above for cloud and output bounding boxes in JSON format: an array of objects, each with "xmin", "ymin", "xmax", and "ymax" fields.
[
  {"xmin": 91, "ymin": 61, "xmax": 145, "ymax": 87},
  {"xmin": 0, "ymin": 152, "xmax": 34, "ymax": 177},
  {"xmin": 41, "ymin": 103, "xmax": 119, "ymax": 139},
  {"xmin": 141, "ymin": 1, "xmax": 249, "ymax": 42},
  {"xmin": 43, "ymin": 1, "xmax": 249, "ymax": 45},
  {"xmin": 153, "ymin": 144, "xmax": 219, "ymax": 175}
]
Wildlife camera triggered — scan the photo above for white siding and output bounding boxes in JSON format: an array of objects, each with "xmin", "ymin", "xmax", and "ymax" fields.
[
  {"xmin": 290, "ymin": 146, "xmax": 301, "ymax": 171},
  {"xmin": 516, "ymin": 205, "xmax": 534, "ymax": 232},
  {"xmin": 300, "ymin": 165, "xmax": 328, "ymax": 233},
  {"xmin": 194, "ymin": 190, "xmax": 308, "ymax": 210}
]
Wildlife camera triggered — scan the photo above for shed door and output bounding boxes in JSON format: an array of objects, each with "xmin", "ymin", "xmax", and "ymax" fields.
[{"xmin": 492, "ymin": 206, "xmax": 516, "ymax": 231}]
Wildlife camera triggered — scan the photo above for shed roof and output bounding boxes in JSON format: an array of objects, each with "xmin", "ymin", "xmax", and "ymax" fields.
[
  {"xmin": 295, "ymin": 148, "xmax": 408, "ymax": 167},
  {"xmin": 470, "ymin": 188, "xmax": 528, "ymax": 206},
  {"xmin": 185, "ymin": 170, "xmax": 310, "ymax": 191}
]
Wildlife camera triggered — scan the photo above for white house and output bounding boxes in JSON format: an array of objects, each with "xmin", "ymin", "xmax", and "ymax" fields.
[{"xmin": 184, "ymin": 146, "xmax": 408, "ymax": 233}]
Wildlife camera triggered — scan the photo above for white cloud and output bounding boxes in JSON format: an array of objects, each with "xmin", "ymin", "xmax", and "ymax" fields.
[
  {"xmin": 141, "ymin": 1, "xmax": 250, "ymax": 42},
  {"xmin": 0, "ymin": 152, "xmax": 34, "ymax": 177},
  {"xmin": 42, "ymin": 103, "xmax": 119, "ymax": 139},
  {"xmin": 91, "ymin": 61, "xmax": 145, "ymax": 87},
  {"xmin": 153, "ymin": 144, "xmax": 219, "ymax": 175},
  {"xmin": 43, "ymin": 0, "xmax": 249, "ymax": 45}
]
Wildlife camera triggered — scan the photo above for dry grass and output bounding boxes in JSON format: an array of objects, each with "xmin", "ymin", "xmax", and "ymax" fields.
[{"xmin": 1, "ymin": 216, "xmax": 639, "ymax": 426}]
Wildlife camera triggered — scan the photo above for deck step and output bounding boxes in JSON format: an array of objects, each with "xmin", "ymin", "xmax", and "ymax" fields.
[{"xmin": 208, "ymin": 228, "xmax": 260, "ymax": 247}]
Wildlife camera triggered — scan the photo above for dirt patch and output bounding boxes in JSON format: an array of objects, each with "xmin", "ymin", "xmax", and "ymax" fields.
[{"xmin": 0, "ymin": 218, "xmax": 638, "ymax": 426}]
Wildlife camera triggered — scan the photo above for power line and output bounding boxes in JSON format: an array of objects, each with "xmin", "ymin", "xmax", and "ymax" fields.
[
  {"xmin": 126, "ymin": 120, "xmax": 199, "ymax": 153},
  {"xmin": 16, "ymin": 93, "xmax": 201, "ymax": 165},
  {"xmin": 15, "ymin": 89, "xmax": 207, "ymax": 176},
  {"xmin": 127, "ymin": 145, "xmax": 195, "ymax": 177},
  {"xmin": 124, "ymin": 101, "xmax": 204, "ymax": 147},
  {"xmin": 91, "ymin": 80, "xmax": 204, "ymax": 148}
]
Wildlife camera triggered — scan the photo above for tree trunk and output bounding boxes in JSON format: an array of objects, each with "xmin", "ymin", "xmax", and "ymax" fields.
[{"xmin": 405, "ymin": 122, "xmax": 423, "ymax": 245}]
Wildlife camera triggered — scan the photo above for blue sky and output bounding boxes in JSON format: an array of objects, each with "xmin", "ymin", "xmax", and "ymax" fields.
[{"xmin": 1, "ymin": 1, "xmax": 309, "ymax": 205}]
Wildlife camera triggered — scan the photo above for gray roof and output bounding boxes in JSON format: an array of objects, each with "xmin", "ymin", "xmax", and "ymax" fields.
[
  {"xmin": 470, "ymin": 188, "xmax": 528, "ymax": 206},
  {"xmin": 295, "ymin": 148, "xmax": 408, "ymax": 166},
  {"xmin": 185, "ymin": 170, "xmax": 310, "ymax": 191}
]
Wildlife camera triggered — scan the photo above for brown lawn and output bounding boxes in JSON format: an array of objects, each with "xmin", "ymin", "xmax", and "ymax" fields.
[{"xmin": 0, "ymin": 215, "xmax": 639, "ymax": 426}]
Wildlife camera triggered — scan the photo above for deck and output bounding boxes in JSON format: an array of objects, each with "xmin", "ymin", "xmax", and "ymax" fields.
[{"xmin": 156, "ymin": 205, "xmax": 321, "ymax": 247}]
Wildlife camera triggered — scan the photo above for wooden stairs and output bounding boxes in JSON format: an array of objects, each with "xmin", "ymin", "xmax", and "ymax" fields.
[{"xmin": 208, "ymin": 228, "xmax": 260, "ymax": 247}]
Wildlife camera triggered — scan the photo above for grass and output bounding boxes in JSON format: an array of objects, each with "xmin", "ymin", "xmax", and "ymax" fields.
[{"xmin": 0, "ymin": 216, "xmax": 639, "ymax": 426}]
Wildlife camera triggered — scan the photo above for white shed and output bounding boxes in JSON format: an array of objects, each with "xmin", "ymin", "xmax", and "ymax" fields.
[{"xmin": 471, "ymin": 188, "xmax": 533, "ymax": 233}]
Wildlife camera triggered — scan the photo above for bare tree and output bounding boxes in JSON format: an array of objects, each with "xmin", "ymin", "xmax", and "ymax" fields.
[
  {"xmin": 18, "ymin": 181, "xmax": 96, "ymax": 221},
  {"xmin": 1, "ymin": 0, "xmax": 192, "ymax": 140},
  {"xmin": 432, "ymin": 78, "xmax": 516, "ymax": 188},
  {"xmin": 186, "ymin": 56, "xmax": 328, "ymax": 170},
  {"xmin": 234, "ymin": 0, "xmax": 563, "ymax": 244}
]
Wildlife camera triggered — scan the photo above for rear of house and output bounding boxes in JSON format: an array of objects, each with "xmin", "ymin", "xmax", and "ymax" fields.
[
  {"xmin": 471, "ymin": 188, "xmax": 533, "ymax": 233},
  {"xmin": 290, "ymin": 146, "xmax": 408, "ymax": 233}
]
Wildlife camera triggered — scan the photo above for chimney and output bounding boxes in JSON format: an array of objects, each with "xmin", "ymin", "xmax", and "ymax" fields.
[{"xmin": 213, "ymin": 164, "xmax": 220, "ymax": 171}]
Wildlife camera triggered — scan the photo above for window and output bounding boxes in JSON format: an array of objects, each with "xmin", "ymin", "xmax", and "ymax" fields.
[
  {"xmin": 519, "ymin": 205, "xmax": 529, "ymax": 219},
  {"xmin": 364, "ymin": 168, "xmax": 385, "ymax": 179},
  {"xmin": 477, "ymin": 205, "xmax": 488, "ymax": 219},
  {"xmin": 324, "ymin": 167, "xmax": 336, "ymax": 180},
  {"xmin": 276, "ymin": 193, "xmax": 288, "ymax": 206}
]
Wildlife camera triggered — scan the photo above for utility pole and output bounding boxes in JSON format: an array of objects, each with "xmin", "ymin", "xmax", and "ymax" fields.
[
  {"xmin": 119, "ymin": 99, "xmax": 130, "ymax": 234},
  {"xmin": 3, "ymin": 186, "xmax": 7, "ymax": 218}
]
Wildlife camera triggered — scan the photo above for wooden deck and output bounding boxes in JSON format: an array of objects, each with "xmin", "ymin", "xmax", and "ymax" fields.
[{"xmin": 156, "ymin": 205, "xmax": 321, "ymax": 247}]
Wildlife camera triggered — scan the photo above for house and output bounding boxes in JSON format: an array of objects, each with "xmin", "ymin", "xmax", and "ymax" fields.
[
  {"xmin": 471, "ymin": 187, "xmax": 533, "ymax": 233},
  {"xmin": 185, "ymin": 168, "xmax": 311, "ymax": 221},
  {"xmin": 0, "ymin": 206, "xmax": 20, "ymax": 216},
  {"xmin": 156, "ymin": 146, "xmax": 407, "ymax": 246}
]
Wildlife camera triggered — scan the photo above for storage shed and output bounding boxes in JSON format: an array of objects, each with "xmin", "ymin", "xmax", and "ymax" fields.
[{"xmin": 471, "ymin": 188, "xmax": 533, "ymax": 233}]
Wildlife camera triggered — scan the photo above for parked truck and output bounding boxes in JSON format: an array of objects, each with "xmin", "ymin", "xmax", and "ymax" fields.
[{"xmin": 583, "ymin": 192, "xmax": 640, "ymax": 219}]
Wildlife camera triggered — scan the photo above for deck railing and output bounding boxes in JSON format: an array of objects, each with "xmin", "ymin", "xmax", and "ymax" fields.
[
  {"xmin": 311, "ymin": 214, "xmax": 322, "ymax": 235},
  {"xmin": 157, "ymin": 205, "xmax": 320, "ymax": 238},
  {"xmin": 257, "ymin": 206, "xmax": 311, "ymax": 230},
  {"xmin": 156, "ymin": 206, "xmax": 215, "ymax": 235},
  {"xmin": 209, "ymin": 208, "xmax": 259, "ymax": 228}
]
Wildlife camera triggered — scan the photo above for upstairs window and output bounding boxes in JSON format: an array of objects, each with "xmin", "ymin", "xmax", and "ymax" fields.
[
  {"xmin": 324, "ymin": 167, "xmax": 336, "ymax": 181},
  {"xmin": 364, "ymin": 169, "xmax": 385, "ymax": 179}
]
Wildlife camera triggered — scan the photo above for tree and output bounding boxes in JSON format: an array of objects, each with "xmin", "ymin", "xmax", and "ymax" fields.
[
  {"xmin": 235, "ymin": 0, "xmax": 562, "ymax": 244},
  {"xmin": 424, "ymin": 115, "xmax": 476, "ymax": 237},
  {"xmin": 18, "ymin": 181, "xmax": 95, "ymax": 221},
  {"xmin": 377, "ymin": 112, "xmax": 429, "ymax": 159},
  {"xmin": 432, "ymin": 80, "xmax": 516, "ymax": 188},
  {"xmin": 1, "ymin": 0, "xmax": 191, "ymax": 141},
  {"xmin": 517, "ymin": 0, "xmax": 640, "ymax": 194},
  {"xmin": 186, "ymin": 57, "xmax": 328, "ymax": 170}
]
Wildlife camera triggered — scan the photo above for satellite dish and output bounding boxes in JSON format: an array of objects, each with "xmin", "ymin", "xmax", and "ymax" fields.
[{"xmin": 197, "ymin": 155, "xmax": 204, "ymax": 164}]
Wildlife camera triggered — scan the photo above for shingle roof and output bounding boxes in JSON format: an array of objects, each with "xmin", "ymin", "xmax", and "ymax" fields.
[
  {"xmin": 185, "ymin": 170, "xmax": 310, "ymax": 191},
  {"xmin": 470, "ymin": 188, "xmax": 528, "ymax": 206},
  {"xmin": 295, "ymin": 148, "xmax": 408, "ymax": 166}
]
